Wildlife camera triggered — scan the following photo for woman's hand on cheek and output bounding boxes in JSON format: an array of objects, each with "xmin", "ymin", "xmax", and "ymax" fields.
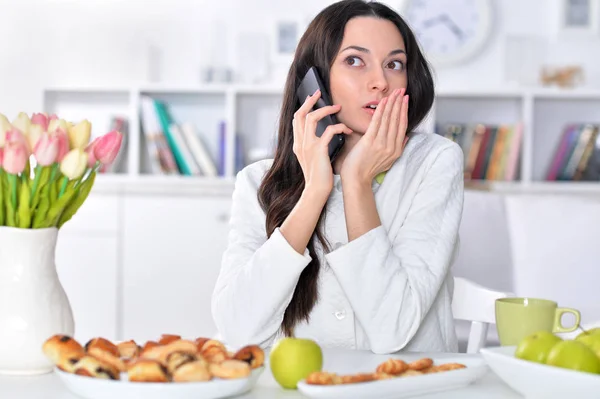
[{"xmin": 340, "ymin": 88, "xmax": 409, "ymax": 186}]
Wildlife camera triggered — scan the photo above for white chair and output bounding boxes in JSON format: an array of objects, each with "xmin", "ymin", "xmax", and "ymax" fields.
[{"xmin": 452, "ymin": 276, "xmax": 514, "ymax": 354}]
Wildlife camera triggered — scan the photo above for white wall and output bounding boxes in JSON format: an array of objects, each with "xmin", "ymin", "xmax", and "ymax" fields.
[{"xmin": 1, "ymin": 0, "xmax": 600, "ymax": 118}]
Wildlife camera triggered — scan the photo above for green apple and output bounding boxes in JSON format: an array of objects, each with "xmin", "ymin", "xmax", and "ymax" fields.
[
  {"xmin": 546, "ymin": 340, "xmax": 600, "ymax": 374},
  {"xmin": 576, "ymin": 333, "xmax": 600, "ymax": 359},
  {"xmin": 269, "ymin": 337, "xmax": 323, "ymax": 389},
  {"xmin": 576, "ymin": 328, "xmax": 600, "ymax": 340},
  {"xmin": 515, "ymin": 331, "xmax": 562, "ymax": 364}
]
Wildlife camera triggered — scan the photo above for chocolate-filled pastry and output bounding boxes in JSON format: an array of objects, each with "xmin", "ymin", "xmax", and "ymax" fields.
[
  {"xmin": 139, "ymin": 344, "xmax": 166, "ymax": 364},
  {"xmin": 141, "ymin": 341, "xmax": 161, "ymax": 353},
  {"xmin": 73, "ymin": 355, "xmax": 120, "ymax": 380},
  {"xmin": 233, "ymin": 345, "xmax": 264, "ymax": 369},
  {"xmin": 158, "ymin": 340, "xmax": 198, "ymax": 364},
  {"xmin": 172, "ymin": 360, "xmax": 212, "ymax": 382},
  {"xmin": 84, "ymin": 337, "xmax": 119, "ymax": 358},
  {"xmin": 158, "ymin": 334, "xmax": 181, "ymax": 345},
  {"xmin": 88, "ymin": 347, "xmax": 126, "ymax": 372},
  {"xmin": 194, "ymin": 337, "xmax": 210, "ymax": 353},
  {"xmin": 127, "ymin": 359, "xmax": 170, "ymax": 383},
  {"xmin": 165, "ymin": 351, "xmax": 198, "ymax": 375},
  {"xmin": 42, "ymin": 335, "xmax": 84, "ymax": 365},
  {"xmin": 117, "ymin": 340, "xmax": 140, "ymax": 360},
  {"xmin": 200, "ymin": 339, "xmax": 226, "ymax": 353},
  {"xmin": 202, "ymin": 346, "xmax": 228, "ymax": 364},
  {"xmin": 56, "ymin": 351, "xmax": 85, "ymax": 373},
  {"xmin": 208, "ymin": 359, "xmax": 251, "ymax": 379}
]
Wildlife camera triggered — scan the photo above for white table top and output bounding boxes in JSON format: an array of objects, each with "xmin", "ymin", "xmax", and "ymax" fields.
[{"xmin": 0, "ymin": 348, "xmax": 523, "ymax": 398}]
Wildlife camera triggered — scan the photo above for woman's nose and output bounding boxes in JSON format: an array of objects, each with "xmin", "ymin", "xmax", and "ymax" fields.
[{"xmin": 368, "ymin": 69, "xmax": 389, "ymax": 93}]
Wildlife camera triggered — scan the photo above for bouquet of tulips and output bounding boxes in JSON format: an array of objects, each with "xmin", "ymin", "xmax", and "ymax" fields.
[{"xmin": 0, "ymin": 112, "xmax": 123, "ymax": 229}]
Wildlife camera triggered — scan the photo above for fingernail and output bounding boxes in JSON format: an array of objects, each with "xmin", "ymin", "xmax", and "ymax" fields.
[
  {"xmin": 313, "ymin": 89, "xmax": 320, "ymax": 95},
  {"xmin": 404, "ymin": 95, "xmax": 409, "ymax": 103}
]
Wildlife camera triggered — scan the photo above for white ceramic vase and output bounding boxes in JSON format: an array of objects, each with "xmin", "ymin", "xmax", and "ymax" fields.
[{"xmin": 0, "ymin": 226, "xmax": 75, "ymax": 375}]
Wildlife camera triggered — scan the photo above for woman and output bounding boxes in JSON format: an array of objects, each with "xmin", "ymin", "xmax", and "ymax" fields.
[{"xmin": 211, "ymin": 0, "xmax": 464, "ymax": 354}]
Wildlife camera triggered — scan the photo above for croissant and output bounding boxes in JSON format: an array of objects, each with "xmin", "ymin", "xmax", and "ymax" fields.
[
  {"xmin": 305, "ymin": 371, "xmax": 341, "ymax": 385},
  {"xmin": 407, "ymin": 357, "xmax": 433, "ymax": 371},
  {"xmin": 375, "ymin": 358, "xmax": 408, "ymax": 375}
]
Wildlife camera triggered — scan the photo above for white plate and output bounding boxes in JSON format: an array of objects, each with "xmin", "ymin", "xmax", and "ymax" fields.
[
  {"xmin": 55, "ymin": 366, "xmax": 264, "ymax": 399},
  {"xmin": 480, "ymin": 345, "xmax": 600, "ymax": 399},
  {"xmin": 296, "ymin": 356, "xmax": 488, "ymax": 399}
]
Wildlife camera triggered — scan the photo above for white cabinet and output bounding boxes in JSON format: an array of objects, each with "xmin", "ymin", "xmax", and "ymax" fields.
[
  {"xmin": 122, "ymin": 195, "xmax": 232, "ymax": 342},
  {"xmin": 54, "ymin": 193, "xmax": 120, "ymax": 344}
]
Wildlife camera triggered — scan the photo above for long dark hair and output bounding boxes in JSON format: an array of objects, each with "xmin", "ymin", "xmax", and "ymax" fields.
[{"xmin": 257, "ymin": 0, "xmax": 435, "ymax": 337}]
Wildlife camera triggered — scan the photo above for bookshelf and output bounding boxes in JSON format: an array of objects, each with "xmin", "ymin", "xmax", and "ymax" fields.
[{"xmin": 40, "ymin": 84, "xmax": 600, "ymax": 195}]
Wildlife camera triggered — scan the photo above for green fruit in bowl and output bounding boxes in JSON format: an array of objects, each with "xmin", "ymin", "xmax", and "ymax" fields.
[
  {"xmin": 515, "ymin": 331, "xmax": 562, "ymax": 364},
  {"xmin": 546, "ymin": 340, "xmax": 600, "ymax": 374},
  {"xmin": 269, "ymin": 337, "xmax": 323, "ymax": 389},
  {"xmin": 576, "ymin": 328, "xmax": 600, "ymax": 340},
  {"xmin": 576, "ymin": 333, "xmax": 600, "ymax": 359}
]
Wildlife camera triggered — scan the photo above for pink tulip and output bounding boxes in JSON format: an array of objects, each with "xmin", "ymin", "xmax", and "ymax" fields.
[
  {"xmin": 31, "ymin": 113, "xmax": 49, "ymax": 131},
  {"xmin": 33, "ymin": 133, "xmax": 59, "ymax": 166},
  {"xmin": 5, "ymin": 128, "xmax": 28, "ymax": 147},
  {"xmin": 85, "ymin": 137, "xmax": 101, "ymax": 167},
  {"xmin": 48, "ymin": 114, "xmax": 58, "ymax": 121},
  {"xmin": 3, "ymin": 141, "xmax": 28, "ymax": 174},
  {"xmin": 51, "ymin": 128, "xmax": 70, "ymax": 162},
  {"xmin": 94, "ymin": 130, "xmax": 123, "ymax": 165},
  {"xmin": 0, "ymin": 148, "xmax": 4, "ymax": 166}
]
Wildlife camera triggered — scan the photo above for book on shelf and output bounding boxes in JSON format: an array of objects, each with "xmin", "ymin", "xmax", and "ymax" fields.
[
  {"xmin": 139, "ymin": 95, "xmax": 221, "ymax": 177},
  {"xmin": 435, "ymin": 122, "xmax": 523, "ymax": 182},
  {"xmin": 546, "ymin": 124, "xmax": 600, "ymax": 181}
]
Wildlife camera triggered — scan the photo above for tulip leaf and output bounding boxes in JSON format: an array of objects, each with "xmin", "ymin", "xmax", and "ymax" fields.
[
  {"xmin": 44, "ymin": 185, "xmax": 77, "ymax": 227},
  {"xmin": 31, "ymin": 166, "xmax": 51, "ymax": 211},
  {"xmin": 17, "ymin": 177, "xmax": 31, "ymax": 228},
  {"xmin": 58, "ymin": 171, "xmax": 96, "ymax": 229},
  {"xmin": 32, "ymin": 185, "xmax": 50, "ymax": 229},
  {"xmin": 4, "ymin": 174, "xmax": 16, "ymax": 227}
]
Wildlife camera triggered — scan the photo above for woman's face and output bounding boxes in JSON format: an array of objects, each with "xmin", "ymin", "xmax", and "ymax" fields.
[{"xmin": 329, "ymin": 16, "xmax": 408, "ymax": 135}]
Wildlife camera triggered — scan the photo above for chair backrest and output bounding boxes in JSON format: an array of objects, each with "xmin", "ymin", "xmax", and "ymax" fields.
[{"xmin": 452, "ymin": 276, "xmax": 513, "ymax": 354}]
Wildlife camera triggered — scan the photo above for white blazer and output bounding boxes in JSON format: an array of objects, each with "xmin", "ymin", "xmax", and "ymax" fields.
[{"xmin": 211, "ymin": 131, "xmax": 464, "ymax": 354}]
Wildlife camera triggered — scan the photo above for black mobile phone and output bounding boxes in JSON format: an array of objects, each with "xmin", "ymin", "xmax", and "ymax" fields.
[{"xmin": 296, "ymin": 66, "xmax": 345, "ymax": 162}]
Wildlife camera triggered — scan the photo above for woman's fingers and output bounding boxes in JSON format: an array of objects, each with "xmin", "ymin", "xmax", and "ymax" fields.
[
  {"xmin": 364, "ymin": 96, "xmax": 388, "ymax": 139},
  {"xmin": 304, "ymin": 104, "xmax": 342, "ymax": 142},
  {"xmin": 387, "ymin": 88, "xmax": 405, "ymax": 150},
  {"xmin": 396, "ymin": 94, "xmax": 409, "ymax": 151},
  {"xmin": 319, "ymin": 123, "xmax": 353, "ymax": 149},
  {"xmin": 376, "ymin": 89, "xmax": 400, "ymax": 145}
]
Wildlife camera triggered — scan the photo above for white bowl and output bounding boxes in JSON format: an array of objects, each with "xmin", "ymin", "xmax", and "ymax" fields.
[
  {"xmin": 56, "ymin": 366, "xmax": 264, "ymax": 399},
  {"xmin": 480, "ymin": 346, "xmax": 600, "ymax": 399}
]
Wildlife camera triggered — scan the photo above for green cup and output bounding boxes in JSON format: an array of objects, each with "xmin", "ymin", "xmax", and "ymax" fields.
[{"xmin": 495, "ymin": 297, "xmax": 581, "ymax": 346}]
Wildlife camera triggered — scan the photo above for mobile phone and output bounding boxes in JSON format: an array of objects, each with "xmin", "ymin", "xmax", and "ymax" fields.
[{"xmin": 296, "ymin": 66, "xmax": 345, "ymax": 162}]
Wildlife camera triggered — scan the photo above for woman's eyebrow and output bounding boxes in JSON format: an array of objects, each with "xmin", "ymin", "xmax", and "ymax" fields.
[{"xmin": 340, "ymin": 45, "xmax": 406, "ymax": 56}]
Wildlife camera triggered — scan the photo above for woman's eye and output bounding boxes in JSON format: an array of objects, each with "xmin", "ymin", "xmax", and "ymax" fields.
[
  {"xmin": 345, "ymin": 56, "xmax": 364, "ymax": 67},
  {"xmin": 387, "ymin": 60, "xmax": 404, "ymax": 70}
]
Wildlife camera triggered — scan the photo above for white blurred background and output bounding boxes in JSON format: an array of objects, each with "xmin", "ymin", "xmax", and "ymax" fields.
[{"xmin": 2, "ymin": 0, "xmax": 599, "ymax": 352}]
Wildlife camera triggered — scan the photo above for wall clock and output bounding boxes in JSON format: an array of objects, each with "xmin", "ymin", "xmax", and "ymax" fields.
[{"xmin": 398, "ymin": 0, "xmax": 495, "ymax": 67}]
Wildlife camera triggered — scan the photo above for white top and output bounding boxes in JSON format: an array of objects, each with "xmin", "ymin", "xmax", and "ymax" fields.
[{"xmin": 211, "ymin": 131, "xmax": 465, "ymax": 354}]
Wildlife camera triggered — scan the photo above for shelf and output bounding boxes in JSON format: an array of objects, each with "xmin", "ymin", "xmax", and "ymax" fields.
[{"xmin": 39, "ymin": 84, "xmax": 600, "ymax": 196}]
